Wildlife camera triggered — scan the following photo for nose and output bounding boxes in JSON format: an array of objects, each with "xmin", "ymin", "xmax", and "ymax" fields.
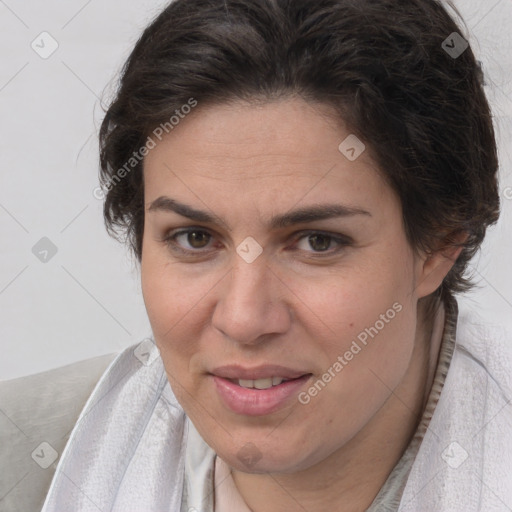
[{"xmin": 211, "ymin": 253, "xmax": 292, "ymax": 346}]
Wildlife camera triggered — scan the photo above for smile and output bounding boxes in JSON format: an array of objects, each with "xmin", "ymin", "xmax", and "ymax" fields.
[{"xmin": 212, "ymin": 374, "xmax": 313, "ymax": 416}]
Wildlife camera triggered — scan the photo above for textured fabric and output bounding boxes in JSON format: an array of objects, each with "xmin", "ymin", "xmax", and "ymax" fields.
[
  {"xmin": 0, "ymin": 353, "xmax": 117, "ymax": 512},
  {"xmin": 36, "ymin": 298, "xmax": 512, "ymax": 512},
  {"xmin": 399, "ymin": 314, "xmax": 512, "ymax": 510},
  {"xmin": 214, "ymin": 455, "xmax": 252, "ymax": 512},
  {"xmin": 40, "ymin": 344, "xmax": 189, "ymax": 512},
  {"xmin": 366, "ymin": 294, "xmax": 457, "ymax": 511}
]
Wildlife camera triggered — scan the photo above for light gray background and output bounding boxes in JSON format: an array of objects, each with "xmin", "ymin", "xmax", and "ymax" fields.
[{"xmin": 1, "ymin": 0, "xmax": 511, "ymax": 379}]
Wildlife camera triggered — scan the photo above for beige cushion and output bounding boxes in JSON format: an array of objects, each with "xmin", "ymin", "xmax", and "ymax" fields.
[{"xmin": 0, "ymin": 353, "xmax": 118, "ymax": 512}]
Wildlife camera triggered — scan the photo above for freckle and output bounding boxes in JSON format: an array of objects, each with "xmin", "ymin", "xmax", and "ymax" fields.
[{"xmin": 349, "ymin": 323, "xmax": 354, "ymax": 328}]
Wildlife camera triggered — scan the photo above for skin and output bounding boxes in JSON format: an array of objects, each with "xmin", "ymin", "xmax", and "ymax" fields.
[{"xmin": 140, "ymin": 97, "xmax": 463, "ymax": 512}]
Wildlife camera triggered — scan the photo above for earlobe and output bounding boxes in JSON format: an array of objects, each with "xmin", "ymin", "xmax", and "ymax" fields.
[{"xmin": 415, "ymin": 233, "xmax": 468, "ymax": 299}]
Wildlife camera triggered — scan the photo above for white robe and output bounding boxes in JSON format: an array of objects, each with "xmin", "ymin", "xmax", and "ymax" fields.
[{"xmin": 40, "ymin": 308, "xmax": 512, "ymax": 512}]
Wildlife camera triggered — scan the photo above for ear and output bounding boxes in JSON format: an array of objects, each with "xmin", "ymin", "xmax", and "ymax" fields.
[{"xmin": 414, "ymin": 231, "xmax": 469, "ymax": 299}]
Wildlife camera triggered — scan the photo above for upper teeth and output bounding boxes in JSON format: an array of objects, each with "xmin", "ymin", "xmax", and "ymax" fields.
[{"xmin": 237, "ymin": 377, "xmax": 289, "ymax": 389}]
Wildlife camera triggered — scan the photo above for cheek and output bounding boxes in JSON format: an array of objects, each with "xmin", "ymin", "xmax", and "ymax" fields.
[
  {"xmin": 141, "ymin": 248, "xmax": 200, "ymax": 356},
  {"xmin": 311, "ymin": 285, "xmax": 416, "ymax": 393},
  {"xmin": 141, "ymin": 257, "xmax": 209, "ymax": 407},
  {"xmin": 304, "ymin": 248, "xmax": 415, "ymax": 351},
  {"xmin": 292, "ymin": 295, "xmax": 417, "ymax": 458},
  {"xmin": 140, "ymin": 245, "xmax": 226, "ymax": 391},
  {"xmin": 296, "ymin": 247, "xmax": 418, "ymax": 406}
]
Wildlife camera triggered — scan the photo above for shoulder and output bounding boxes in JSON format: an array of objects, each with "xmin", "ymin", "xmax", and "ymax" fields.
[
  {"xmin": 40, "ymin": 341, "xmax": 186, "ymax": 512},
  {"xmin": 399, "ymin": 308, "xmax": 512, "ymax": 510},
  {"xmin": 0, "ymin": 352, "xmax": 118, "ymax": 512},
  {"xmin": 454, "ymin": 308, "xmax": 512, "ymax": 398}
]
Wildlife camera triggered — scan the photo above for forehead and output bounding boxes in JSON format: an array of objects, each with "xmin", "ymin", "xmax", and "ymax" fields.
[{"xmin": 142, "ymin": 98, "xmax": 395, "ymax": 220}]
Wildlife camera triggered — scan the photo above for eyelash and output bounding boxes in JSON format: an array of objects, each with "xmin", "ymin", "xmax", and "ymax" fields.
[{"xmin": 161, "ymin": 227, "xmax": 351, "ymax": 258}]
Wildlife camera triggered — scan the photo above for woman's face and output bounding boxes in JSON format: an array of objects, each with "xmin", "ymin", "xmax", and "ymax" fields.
[{"xmin": 141, "ymin": 97, "xmax": 439, "ymax": 473}]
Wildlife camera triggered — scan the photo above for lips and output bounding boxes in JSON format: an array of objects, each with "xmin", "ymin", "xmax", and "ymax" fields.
[
  {"xmin": 209, "ymin": 363, "xmax": 313, "ymax": 415},
  {"xmin": 211, "ymin": 364, "xmax": 310, "ymax": 381},
  {"xmin": 212, "ymin": 373, "xmax": 313, "ymax": 415}
]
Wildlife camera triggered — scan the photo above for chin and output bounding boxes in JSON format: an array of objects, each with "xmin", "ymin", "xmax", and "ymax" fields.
[{"xmin": 215, "ymin": 435, "xmax": 318, "ymax": 475}]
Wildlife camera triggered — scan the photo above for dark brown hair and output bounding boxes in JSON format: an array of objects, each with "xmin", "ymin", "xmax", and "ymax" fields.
[{"xmin": 98, "ymin": 0, "xmax": 500, "ymax": 304}]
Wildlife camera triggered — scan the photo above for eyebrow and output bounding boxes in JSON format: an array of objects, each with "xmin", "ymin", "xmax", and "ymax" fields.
[{"xmin": 148, "ymin": 196, "xmax": 371, "ymax": 231}]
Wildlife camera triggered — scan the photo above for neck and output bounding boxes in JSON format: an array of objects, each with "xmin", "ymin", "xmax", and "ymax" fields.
[{"xmin": 231, "ymin": 298, "xmax": 444, "ymax": 512}]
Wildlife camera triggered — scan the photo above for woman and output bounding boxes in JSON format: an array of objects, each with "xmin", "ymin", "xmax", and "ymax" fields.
[{"xmin": 41, "ymin": 0, "xmax": 512, "ymax": 510}]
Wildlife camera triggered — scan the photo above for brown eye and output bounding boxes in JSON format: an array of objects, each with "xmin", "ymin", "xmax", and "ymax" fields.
[
  {"xmin": 307, "ymin": 234, "xmax": 332, "ymax": 252},
  {"xmin": 186, "ymin": 230, "xmax": 211, "ymax": 249},
  {"xmin": 163, "ymin": 228, "xmax": 214, "ymax": 255},
  {"xmin": 294, "ymin": 231, "xmax": 351, "ymax": 255}
]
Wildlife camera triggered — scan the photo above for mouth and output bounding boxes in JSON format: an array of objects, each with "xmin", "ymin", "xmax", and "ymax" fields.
[
  {"xmin": 210, "ymin": 363, "xmax": 311, "ymax": 381},
  {"xmin": 225, "ymin": 375, "xmax": 309, "ymax": 389},
  {"xmin": 211, "ymin": 373, "xmax": 313, "ymax": 416}
]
